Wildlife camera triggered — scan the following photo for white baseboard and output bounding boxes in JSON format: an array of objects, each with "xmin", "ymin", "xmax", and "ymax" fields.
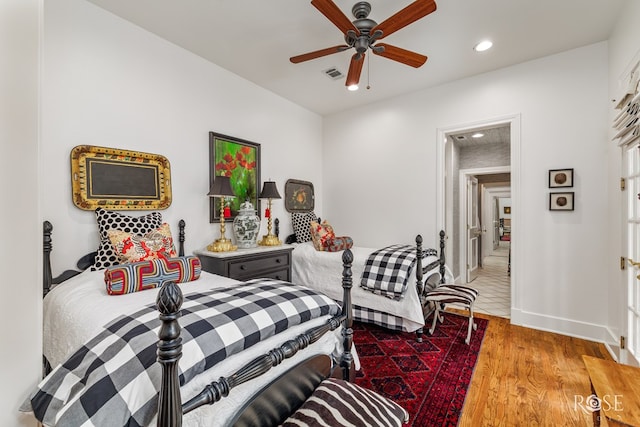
[{"xmin": 510, "ymin": 308, "xmax": 618, "ymax": 359}]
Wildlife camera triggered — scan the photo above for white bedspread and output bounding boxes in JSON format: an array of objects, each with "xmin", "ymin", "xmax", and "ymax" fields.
[
  {"xmin": 42, "ymin": 269, "xmax": 353, "ymax": 427},
  {"xmin": 291, "ymin": 242, "xmax": 442, "ymax": 332}
]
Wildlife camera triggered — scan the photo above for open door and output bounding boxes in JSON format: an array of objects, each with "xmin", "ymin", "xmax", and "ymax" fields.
[
  {"xmin": 493, "ymin": 198, "xmax": 500, "ymax": 249},
  {"xmin": 466, "ymin": 176, "xmax": 480, "ymax": 282},
  {"xmin": 622, "ymin": 142, "xmax": 640, "ymax": 366}
]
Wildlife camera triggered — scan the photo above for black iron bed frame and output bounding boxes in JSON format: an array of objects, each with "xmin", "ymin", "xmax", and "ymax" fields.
[{"xmin": 42, "ymin": 220, "xmax": 355, "ymax": 426}]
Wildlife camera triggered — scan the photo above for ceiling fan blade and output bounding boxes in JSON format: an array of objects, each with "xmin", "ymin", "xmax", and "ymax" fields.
[
  {"xmin": 310, "ymin": 0, "xmax": 360, "ymax": 36},
  {"xmin": 290, "ymin": 45, "xmax": 351, "ymax": 63},
  {"xmin": 372, "ymin": 43, "xmax": 427, "ymax": 68},
  {"xmin": 346, "ymin": 53, "xmax": 365, "ymax": 87},
  {"xmin": 371, "ymin": 0, "xmax": 437, "ymax": 40}
]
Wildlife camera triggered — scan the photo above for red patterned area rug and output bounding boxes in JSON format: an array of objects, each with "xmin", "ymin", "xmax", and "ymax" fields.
[{"xmin": 353, "ymin": 313, "xmax": 488, "ymax": 427}]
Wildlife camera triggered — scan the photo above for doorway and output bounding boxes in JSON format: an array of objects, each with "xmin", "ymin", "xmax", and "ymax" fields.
[{"xmin": 436, "ymin": 114, "xmax": 520, "ymax": 319}]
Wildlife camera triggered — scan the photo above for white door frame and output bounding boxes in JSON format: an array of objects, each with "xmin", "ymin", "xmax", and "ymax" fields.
[
  {"xmin": 459, "ymin": 167, "xmax": 511, "ymax": 283},
  {"xmin": 436, "ymin": 113, "xmax": 521, "ymax": 318},
  {"xmin": 482, "ymin": 186, "xmax": 511, "ymax": 260}
]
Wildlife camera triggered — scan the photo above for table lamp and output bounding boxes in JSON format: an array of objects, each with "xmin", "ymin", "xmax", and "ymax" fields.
[
  {"xmin": 207, "ymin": 176, "xmax": 237, "ymax": 252},
  {"xmin": 258, "ymin": 181, "xmax": 282, "ymax": 246}
]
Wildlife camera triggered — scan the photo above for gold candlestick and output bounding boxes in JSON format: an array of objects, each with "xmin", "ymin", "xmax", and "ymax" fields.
[
  {"xmin": 206, "ymin": 177, "xmax": 237, "ymax": 252},
  {"xmin": 258, "ymin": 181, "xmax": 282, "ymax": 246},
  {"xmin": 258, "ymin": 198, "xmax": 281, "ymax": 246}
]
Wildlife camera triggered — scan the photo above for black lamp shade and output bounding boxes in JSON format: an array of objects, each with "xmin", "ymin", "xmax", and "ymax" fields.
[
  {"xmin": 208, "ymin": 175, "xmax": 235, "ymax": 197},
  {"xmin": 259, "ymin": 181, "xmax": 281, "ymax": 199}
]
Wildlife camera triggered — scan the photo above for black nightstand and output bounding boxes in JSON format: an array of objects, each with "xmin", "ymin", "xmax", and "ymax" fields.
[{"xmin": 194, "ymin": 245, "xmax": 293, "ymax": 281}]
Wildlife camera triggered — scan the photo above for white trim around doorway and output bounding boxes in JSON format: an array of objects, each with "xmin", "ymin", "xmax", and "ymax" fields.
[{"xmin": 435, "ymin": 113, "xmax": 521, "ymax": 321}]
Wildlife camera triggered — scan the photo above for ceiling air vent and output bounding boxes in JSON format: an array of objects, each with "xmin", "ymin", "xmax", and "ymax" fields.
[{"xmin": 323, "ymin": 67, "xmax": 344, "ymax": 80}]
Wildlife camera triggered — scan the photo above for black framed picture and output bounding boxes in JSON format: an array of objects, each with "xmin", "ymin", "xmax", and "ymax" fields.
[
  {"xmin": 549, "ymin": 168, "xmax": 573, "ymax": 188},
  {"xmin": 549, "ymin": 192, "xmax": 574, "ymax": 211},
  {"xmin": 284, "ymin": 179, "xmax": 315, "ymax": 212},
  {"xmin": 209, "ymin": 132, "xmax": 261, "ymax": 223}
]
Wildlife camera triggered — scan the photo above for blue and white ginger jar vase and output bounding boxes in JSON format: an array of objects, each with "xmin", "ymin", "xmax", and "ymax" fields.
[{"xmin": 233, "ymin": 201, "xmax": 260, "ymax": 248}]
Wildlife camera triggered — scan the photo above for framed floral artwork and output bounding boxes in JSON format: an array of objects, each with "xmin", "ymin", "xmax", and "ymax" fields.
[
  {"xmin": 209, "ymin": 132, "xmax": 260, "ymax": 222},
  {"xmin": 549, "ymin": 168, "xmax": 573, "ymax": 188},
  {"xmin": 284, "ymin": 179, "xmax": 315, "ymax": 212}
]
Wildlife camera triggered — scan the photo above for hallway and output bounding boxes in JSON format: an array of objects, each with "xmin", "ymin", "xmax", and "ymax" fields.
[{"xmin": 471, "ymin": 241, "xmax": 511, "ymax": 318}]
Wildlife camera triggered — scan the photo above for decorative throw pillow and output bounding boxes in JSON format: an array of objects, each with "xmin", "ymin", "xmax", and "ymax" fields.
[
  {"xmin": 104, "ymin": 255, "xmax": 201, "ymax": 295},
  {"xmin": 281, "ymin": 378, "xmax": 409, "ymax": 427},
  {"xmin": 93, "ymin": 208, "xmax": 163, "ymax": 270},
  {"xmin": 324, "ymin": 236, "xmax": 354, "ymax": 252},
  {"xmin": 310, "ymin": 220, "xmax": 335, "ymax": 251},
  {"xmin": 107, "ymin": 223, "xmax": 177, "ymax": 264},
  {"xmin": 292, "ymin": 212, "xmax": 318, "ymax": 243}
]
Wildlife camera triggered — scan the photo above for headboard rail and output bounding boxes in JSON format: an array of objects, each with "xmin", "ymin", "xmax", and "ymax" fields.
[{"xmin": 43, "ymin": 219, "xmax": 187, "ymax": 297}]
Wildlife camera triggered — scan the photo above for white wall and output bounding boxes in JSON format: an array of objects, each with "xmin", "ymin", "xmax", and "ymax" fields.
[
  {"xmin": 323, "ymin": 42, "xmax": 611, "ymax": 342},
  {"xmin": 42, "ymin": 0, "xmax": 324, "ymax": 275},
  {"xmin": 606, "ymin": 0, "xmax": 640, "ymax": 355},
  {"xmin": 0, "ymin": 0, "xmax": 42, "ymax": 425}
]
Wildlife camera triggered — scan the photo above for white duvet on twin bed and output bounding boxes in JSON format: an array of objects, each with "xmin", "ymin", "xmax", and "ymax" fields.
[
  {"xmin": 44, "ymin": 269, "xmax": 239, "ymax": 368},
  {"xmin": 42, "ymin": 269, "xmax": 352, "ymax": 427},
  {"xmin": 291, "ymin": 242, "xmax": 442, "ymax": 332}
]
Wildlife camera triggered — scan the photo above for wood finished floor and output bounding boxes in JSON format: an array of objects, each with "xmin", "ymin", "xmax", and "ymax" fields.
[{"xmin": 457, "ymin": 311, "xmax": 612, "ymax": 426}]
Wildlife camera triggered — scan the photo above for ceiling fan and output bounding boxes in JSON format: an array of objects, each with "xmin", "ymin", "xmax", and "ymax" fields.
[{"xmin": 290, "ymin": 0, "xmax": 437, "ymax": 88}]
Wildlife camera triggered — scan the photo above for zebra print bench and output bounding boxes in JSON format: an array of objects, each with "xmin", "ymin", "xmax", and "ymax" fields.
[{"xmin": 424, "ymin": 284, "xmax": 479, "ymax": 345}]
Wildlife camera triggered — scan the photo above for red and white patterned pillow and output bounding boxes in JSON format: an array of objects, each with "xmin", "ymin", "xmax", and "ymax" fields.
[
  {"xmin": 104, "ymin": 255, "xmax": 201, "ymax": 295},
  {"xmin": 107, "ymin": 223, "xmax": 177, "ymax": 264},
  {"xmin": 93, "ymin": 208, "xmax": 164, "ymax": 270},
  {"xmin": 310, "ymin": 220, "xmax": 335, "ymax": 251}
]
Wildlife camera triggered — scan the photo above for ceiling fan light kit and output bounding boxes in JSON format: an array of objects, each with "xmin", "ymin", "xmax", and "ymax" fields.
[{"xmin": 290, "ymin": 0, "xmax": 437, "ymax": 89}]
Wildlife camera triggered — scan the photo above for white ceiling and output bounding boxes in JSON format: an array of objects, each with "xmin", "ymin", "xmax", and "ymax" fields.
[
  {"xmin": 451, "ymin": 126, "xmax": 510, "ymax": 147},
  {"xmin": 84, "ymin": 0, "xmax": 625, "ymax": 116}
]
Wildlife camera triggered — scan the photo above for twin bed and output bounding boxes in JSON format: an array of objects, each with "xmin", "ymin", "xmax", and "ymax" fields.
[
  {"xmin": 26, "ymin": 217, "xmax": 435, "ymax": 427},
  {"xmin": 290, "ymin": 229, "xmax": 448, "ymax": 341}
]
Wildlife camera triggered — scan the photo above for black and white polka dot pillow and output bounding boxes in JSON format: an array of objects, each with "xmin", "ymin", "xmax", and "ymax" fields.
[
  {"xmin": 291, "ymin": 212, "xmax": 318, "ymax": 243},
  {"xmin": 92, "ymin": 208, "xmax": 163, "ymax": 270}
]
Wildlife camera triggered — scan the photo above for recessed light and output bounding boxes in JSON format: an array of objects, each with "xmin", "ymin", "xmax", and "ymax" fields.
[
  {"xmin": 474, "ymin": 40, "xmax": 493, "ymax": 52},
  {"xmin": 347, "ymin": 84, "xmax": 359, "ymax": 91},
  {"xmin": 472, "ymin": 133, "xmax": 484, "ymax": 138}
]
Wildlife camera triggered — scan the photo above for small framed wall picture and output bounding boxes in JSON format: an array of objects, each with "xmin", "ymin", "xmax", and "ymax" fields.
[
  {"xmin": 284, "ymin": 179, "xmax": 315, "ymax": 212},
  {"xmin": 549, "ymin": 192, "xmax": 574, "ymax": 211},
  {"xmin": 549, "ymin": 168, "xmax": 573, "ymax": 188}
]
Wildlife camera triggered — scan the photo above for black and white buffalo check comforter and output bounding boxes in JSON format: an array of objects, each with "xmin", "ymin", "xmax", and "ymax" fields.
[
  {"xmin": 22, "ymin": 279, "xmax": 339, "ymax": 427},
  {"xmin": 361, "ymin": 244, "xmax": 436, "ymax": 300}
]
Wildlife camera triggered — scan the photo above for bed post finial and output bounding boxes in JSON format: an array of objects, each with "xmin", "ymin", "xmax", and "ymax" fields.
[
  {"xmin": 340, "ymin": 248, "xmax": 354, "ymax": 381},
  {"xmin": 439, "ymin": 230, "xmax": 446, "ymax": 284},
  {"xmin": 415, "ymin": 234, "xmax": 424, "ymax": 342},
  {"xmin": 178, "ymin": 220, "xmax": 186, "ymax": 257},
  {"xmin": 156, "ymin": 281, "xmax": 184, "ymax": 427},
  {"xmin": 43, "ymin": 221, "xmax": 53, "ymax": 298}
]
